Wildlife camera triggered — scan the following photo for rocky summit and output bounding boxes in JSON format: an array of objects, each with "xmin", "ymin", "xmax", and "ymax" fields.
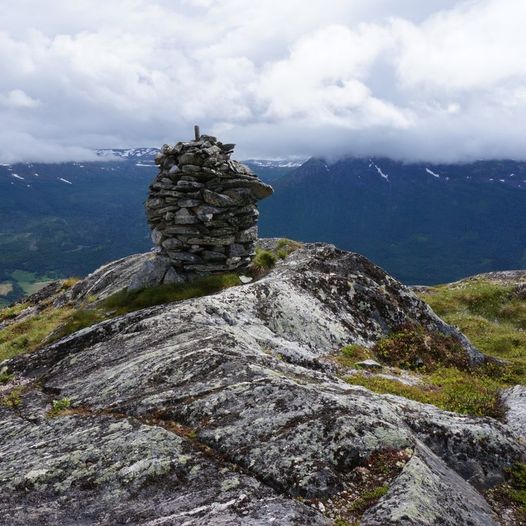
[
  {"xmin": 1, "ymin": 240, "xmax": 525, "ymax": 525},
  {"xmin": 146, "ymin": 132, "xmax": 273, "ymax": 277}
]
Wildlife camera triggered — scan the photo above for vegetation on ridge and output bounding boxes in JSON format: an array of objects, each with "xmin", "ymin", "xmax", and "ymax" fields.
[
  {"xmin": 0, "ymin": 239, "xmax": 303, "ymax": 364},
  {"xmin": 343, "ymin": 279, "xmax": 526, "ymax": 418}
]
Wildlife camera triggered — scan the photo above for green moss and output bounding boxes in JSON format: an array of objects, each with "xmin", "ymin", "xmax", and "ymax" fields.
[{"xmin": 349, "ymin": 484, "xmax": 389, "ymax": 513}]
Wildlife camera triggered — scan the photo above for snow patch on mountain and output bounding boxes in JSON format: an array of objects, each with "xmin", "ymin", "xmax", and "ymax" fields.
[
  {"xmin": 370, "ymin": 161, "xmax": 389, "ymax": 181},
  {"xmin": 426, "ymin": 168, "xmax": 440, "ymax": 178},
  {"xmin": 244, "ymin": 159, "xmax": 306, "ymax": 168}
]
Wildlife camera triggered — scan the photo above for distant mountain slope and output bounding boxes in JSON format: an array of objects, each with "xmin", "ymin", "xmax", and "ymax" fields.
[
  {"xmin": 0, "ymin": 150, "xmax": 293, "ymax": 305},
  {"xmin": 1, "ymin": 151, "xmax": 526, "ymax": 304},
  {"xmin": 259, "ymin": 157, "xmax": 526, "ymax": 284}
]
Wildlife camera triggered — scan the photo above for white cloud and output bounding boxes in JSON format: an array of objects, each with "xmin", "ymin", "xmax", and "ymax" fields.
[
  {"xmin": 0, "ymin": 89, "xmax": 40, "ymax": 108},
  {"xmin": 0, "ymin": 0, "xmax": 525, "ymax": 162}
]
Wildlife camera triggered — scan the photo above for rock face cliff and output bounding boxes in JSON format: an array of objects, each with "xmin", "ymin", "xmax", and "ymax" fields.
[
  {"xmin": 146, "ymin": 134, "xmax": 273, "ymax": 277},
  {"xmin": 0, "ymin": 242, "xmax": 524, "ymax": 525}
]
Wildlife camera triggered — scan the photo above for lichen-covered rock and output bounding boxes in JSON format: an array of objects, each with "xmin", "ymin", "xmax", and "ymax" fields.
[
  {"xmin": 1, "ymin": 243, "xmax": 524, "ymax": 525},
  {"xmin": 145, "ymin": 135, "xmax": 273, "ymax": 276},
  {"xmin": 362, "ymin": 445, "xmax": 500, "ymax": 526},
  {"xmin": 502, "ymin": 385, "xmax": 526, "ymax": 443},
  {"xmin": 0, "ymin": 408, "xmax": 328, "ymax": 525}
]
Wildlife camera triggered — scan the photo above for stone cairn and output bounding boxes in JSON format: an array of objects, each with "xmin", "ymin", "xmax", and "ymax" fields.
[{"xmin": 145, "ymin": 127, "xmax": 273, "ymax": 276}]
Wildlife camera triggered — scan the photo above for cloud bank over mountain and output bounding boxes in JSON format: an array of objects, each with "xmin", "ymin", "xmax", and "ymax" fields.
[{"xmin": 1, "ymin": 0, "xmax": 525, "ymax": 162}]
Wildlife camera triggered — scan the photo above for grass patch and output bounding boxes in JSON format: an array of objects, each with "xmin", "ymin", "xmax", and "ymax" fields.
[
  {"xmin": 275, "ymin": 238, "xmax": 303, "ymax": 259},
  {"xmin": 51, "ymin": 309, "xmax": 107, "ymax": 341},
  {"xmin": 250, "ymin": 238, "xmax": 303, "ymax": 274},
  {"xmin": 61, "ymin": 277, "xmax": 80, "ymax": 290},
  {"xmin": 1, "ymin": 386, "xmax": 25, "ymax": 409},
  {"xmin": 336, "ymin": 344, "xmax": 373, "ymax": 367},
  {"xmin": 251, "ymin": 248, "xmax": 278, "ymax": 273},
  {"xmin": 103, "ymin": 273, "xmax": 241, "ymax": 316},
  {"xmin": 0, "ymin": 272, "xmax": 244, "ymax": 363},
  {"xmin": 420, "ymin": 280, "xmax": 526, "ymax": 384},
  {"xmin": 342, "ymin": 279, "xmax": 526, "ymax": 417},
  {"xmin": 346, "ymin": 367, "xmax": 504, "ymax": 418},
  {"xmin": 0, "ymin": 303, "xmax": 28, "ymax": 323},
  {"xmin": 0, "ymin": 307, "xmax": 73, "ymax": 362},
  {"xmin": 0, "ymin": 369, "xmax": 12, "ymax": 384},
  {"xmin": 48, "ymin": 397, "xmax": 72, "ymax": 417}
]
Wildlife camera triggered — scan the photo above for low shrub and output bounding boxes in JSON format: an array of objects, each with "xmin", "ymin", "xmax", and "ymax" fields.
[
  {"xmin": 48, "ymin": 397, "xmax": 72, "ymax": 417},
  {"xmin": 373, "ymin": 324, "xmax": 469, "ymax": 371}
]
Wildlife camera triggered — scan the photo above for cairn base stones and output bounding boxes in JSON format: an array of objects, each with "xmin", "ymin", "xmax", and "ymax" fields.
[{"xmin": 145, "ymin": 133, "xmax": 273, "ymax": 277}]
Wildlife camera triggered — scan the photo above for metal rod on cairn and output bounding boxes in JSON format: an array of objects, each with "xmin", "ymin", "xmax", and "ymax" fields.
[{"xmin": 194, "ymin": 125, "xmax": 200, "ymax": 141}]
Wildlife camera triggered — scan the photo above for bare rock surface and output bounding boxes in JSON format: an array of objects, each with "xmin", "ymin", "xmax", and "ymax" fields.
[
  {"xmin": 502, "ymin": 385, "xmax": 526, "ymax": 443},
  {"xmin": 1, "ymin": 243, "xmax": 524, "ymax": 525}
]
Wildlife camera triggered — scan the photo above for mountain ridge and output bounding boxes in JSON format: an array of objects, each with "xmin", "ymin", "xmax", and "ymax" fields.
[{"xmin": 1, "ymin": 241, "xmax": 525, "ymax": 525}]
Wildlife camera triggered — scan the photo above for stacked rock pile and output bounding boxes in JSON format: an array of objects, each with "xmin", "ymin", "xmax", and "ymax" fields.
[{"xmin": 146, "ymin": 132, "xmax": 273, "ymax": 275}]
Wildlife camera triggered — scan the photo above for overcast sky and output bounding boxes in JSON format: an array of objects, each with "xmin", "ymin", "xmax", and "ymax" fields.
[{"xmin": 1, "ymin": 0, "xmax": 525, "ymax": 163}]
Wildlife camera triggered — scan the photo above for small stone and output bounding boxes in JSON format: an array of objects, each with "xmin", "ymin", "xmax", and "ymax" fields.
[
  {"xmin": 236, "ymin": 226, "xmax": 258, "ymax": 243},
  {"xmin": 202, "ymin": 251, "xmax": 227, "ymax": 262},
  {"xmin": 202, "ymin": 189, "xmax": 236, "ymax": 207},
  {"xmin": 178, "ymin": 198, "xmax": 201, "ymax": 208},
  {"xmin": 167, "ymin": 252, "xmax": 202, "ymax": 263},
  {"xmin": 175, "ymin": 180, "xmax": 204, "ymax": 191},
  {"xmin": 173, "ymin": 209, "xmax": 199, "ymax": 225},
  {"xmin": 162, "ymin": 238, "xmax": 183, "ymax": 250},
  {"xmin": 355, "ymin": 359, "xmax": 383, "ymax": 370},
  {"xmin": 239, "ymin": 276, "xmax": 253, "ymax": 284},
  {"xmin": 151, "ymin": 229, "xmax": 163, "ymax": 246}
]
